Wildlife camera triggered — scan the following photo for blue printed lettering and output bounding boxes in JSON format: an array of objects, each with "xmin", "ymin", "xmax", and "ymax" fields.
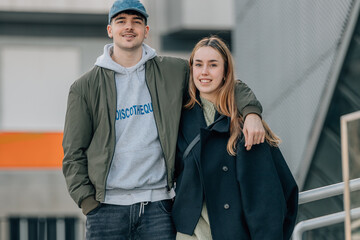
[
  {"xmin": 144, "ymin": 104, "xmax": 149, "ymax": 114},
  {"xmin": 149, "ymin": 103, "xmax": 153, "ymax": 112},
  {"xmin": 116, "ymin": 102, "xmax": 154, "ymax": 121}
]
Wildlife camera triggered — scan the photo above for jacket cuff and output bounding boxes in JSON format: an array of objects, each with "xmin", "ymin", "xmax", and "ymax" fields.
[
  {"xmin": 80, "ymin": 195, "xmax": 100, "ymax": 215},
  {"xmin": 242, "ymin": 106, "xmax": 262, "ymax": 119}
]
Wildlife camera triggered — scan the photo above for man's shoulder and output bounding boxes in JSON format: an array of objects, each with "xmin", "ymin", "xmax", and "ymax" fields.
[
  {"xmin": 75, "ymin": 66, "xmax": 111, "ymax": 83},
  {"xmin": 150, "ymin": 56, "xmax": 188, "ymax": 66},
  {"xmin": 70, "ymin": 66, "xmax": 113, "ymax": 91},
  {"xmin": 78, "ymin": 65, "xmax": 110, "ymax": 79},
  {"xmin": 146, "ymin": 56, "xmax": 189, "ymax": 76}
]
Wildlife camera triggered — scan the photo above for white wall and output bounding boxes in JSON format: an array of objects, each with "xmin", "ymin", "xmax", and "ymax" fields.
[
  {"xmin": 1, "ymin": 46, "xmax": 79, "ymax": 131},
  {"xmin": 0, "ymin": 0, "xmax": 113, "ymax": 13},
  {"xmin": 0, "ymin": 37, "xmax": 110, "ymax": 132}
]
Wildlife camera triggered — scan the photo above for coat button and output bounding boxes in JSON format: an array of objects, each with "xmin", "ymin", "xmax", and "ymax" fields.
[
  {"xmin": 222, "ymin": 166, "xmax": 228, "ymax": 172},
  {"xmin": 224, "ymin": 204, "xmax": 230, "ymax": 209}
]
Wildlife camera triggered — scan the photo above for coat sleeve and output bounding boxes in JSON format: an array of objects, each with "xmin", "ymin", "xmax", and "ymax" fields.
[
  {"xmin": 62, "ymin": 82, "xmax": 96, "ymax": 208},
  {"xmin": 234, "ymin": 80, "xmax": 263, "ymax": 117},
  {"xmin": 271, "ymin": 147, "xmax": 299, "ymax": 239},
  {"xmin": 236, "ymin": 142, "xmax": 298, "ymax": 240}
]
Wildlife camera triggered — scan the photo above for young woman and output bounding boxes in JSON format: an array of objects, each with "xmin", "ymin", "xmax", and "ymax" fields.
[{"xmin": 172, "ymin": 36, "xmax": 298, "ymax": 240}]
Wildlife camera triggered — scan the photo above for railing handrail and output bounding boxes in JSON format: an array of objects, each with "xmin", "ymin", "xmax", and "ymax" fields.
[
  {"xmin": 292, "ymin": 207, "xmax": 360, "ymax": 240},
  {"xmin": 298, "ymin": 177, "xmax": 360, "ymax": 205},
  {"xmin": 293, "ymin": 177, "xmax": 360, "ymax": 239}
]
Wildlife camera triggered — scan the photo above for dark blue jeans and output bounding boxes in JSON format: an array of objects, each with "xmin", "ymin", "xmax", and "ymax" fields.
[{"xmin": 85, "ymin": 200, "xmax": 175, "ymax": 240}]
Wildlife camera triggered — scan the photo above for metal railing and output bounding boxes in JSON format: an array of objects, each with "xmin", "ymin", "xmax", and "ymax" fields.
[
  {"xmin": 292, "ymin": 177, "xmax": 360, "ymax": 239},
  {"xmin": 298, "ymin": 178, "xmax": 360, "ymax": 205}
]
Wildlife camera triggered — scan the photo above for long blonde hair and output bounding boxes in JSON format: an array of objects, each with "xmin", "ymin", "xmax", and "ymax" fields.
[{"xmin": 185, "ymin": 36, "xmax": 280, "ymax": 155}]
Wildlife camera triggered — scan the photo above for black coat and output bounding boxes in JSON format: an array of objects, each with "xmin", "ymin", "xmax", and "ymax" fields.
[{"xmin": 172, "ymin": 103, "xmax": 298, "ymax": 240}]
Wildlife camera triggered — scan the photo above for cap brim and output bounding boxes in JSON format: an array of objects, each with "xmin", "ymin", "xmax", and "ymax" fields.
[{"xmin": 110, "ymin": 8, "xmax": 148, "ymax": 21}]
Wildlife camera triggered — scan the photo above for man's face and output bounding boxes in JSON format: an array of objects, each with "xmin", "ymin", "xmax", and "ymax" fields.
[{"xmin": 107, "ymin": 12, "xmax": 149, "ymax": 52}]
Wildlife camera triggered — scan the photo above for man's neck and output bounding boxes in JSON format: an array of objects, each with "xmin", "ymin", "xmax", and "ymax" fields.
[{"xmin": 112, "ymin": 45, "xmax": 143, "ymax": 68}]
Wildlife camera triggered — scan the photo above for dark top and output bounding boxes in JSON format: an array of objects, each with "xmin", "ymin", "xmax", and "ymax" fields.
[{"xmin": 172, "ymin": 102, "xmax": 298, "ymax": 240}]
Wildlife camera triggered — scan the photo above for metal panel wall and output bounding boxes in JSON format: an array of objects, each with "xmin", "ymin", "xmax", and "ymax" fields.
[{"xmin": 234, "ymin": 0, "xmax": 355, "ymax": 186}]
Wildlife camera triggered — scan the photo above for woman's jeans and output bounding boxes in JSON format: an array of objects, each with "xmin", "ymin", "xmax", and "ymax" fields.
[{"xmin": 86, "ymin": 200, "xmax": 175, "ymax": 240}]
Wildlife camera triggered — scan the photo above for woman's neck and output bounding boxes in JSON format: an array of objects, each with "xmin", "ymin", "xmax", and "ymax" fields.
[{"xmin": 199, "ymin": 93, "xmax": 216, "ymax": 104}]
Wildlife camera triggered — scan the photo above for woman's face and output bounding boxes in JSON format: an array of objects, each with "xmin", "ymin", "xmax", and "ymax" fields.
[{"xmin": 192, "ymin": 46, "xmax": 225, "ymax": 103}]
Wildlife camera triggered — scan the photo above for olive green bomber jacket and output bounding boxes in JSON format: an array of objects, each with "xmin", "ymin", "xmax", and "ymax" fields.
[{"xmin": 62, "ymin": 56, "xmax": 262, "ymax": 215}]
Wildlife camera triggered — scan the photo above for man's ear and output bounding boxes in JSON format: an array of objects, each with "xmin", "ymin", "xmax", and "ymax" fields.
[
  {"xmin": 107, "ymin": 24, "xmax": 113, "ymax": 39},
  {"xmin": 144, "ymin": 25, "xmax": 150, "ymax": 39}
]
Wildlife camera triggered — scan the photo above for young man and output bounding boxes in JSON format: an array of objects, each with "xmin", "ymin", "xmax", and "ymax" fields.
[{"xmin": 62, "ymin": 0, "xmax": 265, "ymax": 239}]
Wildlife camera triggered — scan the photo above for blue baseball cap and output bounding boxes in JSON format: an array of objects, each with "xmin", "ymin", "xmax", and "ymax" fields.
[{"xmin": 108, "ymin": 0, "xmax": 148, "ymax": 24}]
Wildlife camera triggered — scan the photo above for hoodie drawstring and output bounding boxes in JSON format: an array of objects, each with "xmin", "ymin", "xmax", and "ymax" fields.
[{"xmin": 139, "ymin": 201, "xmax": 149, "ymax": 217}]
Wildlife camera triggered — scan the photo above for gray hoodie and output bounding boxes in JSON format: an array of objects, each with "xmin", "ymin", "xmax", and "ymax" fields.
[{"xmin": 95, "ymin": 43, "xmax": 175, "ymax": 205}]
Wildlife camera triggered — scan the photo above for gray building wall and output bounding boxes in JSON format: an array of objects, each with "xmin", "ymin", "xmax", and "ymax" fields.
[
  {"xmin": 234, "ymin": 1, "xmax": 360, "ymax": 238},
  {"xmin": 234, "ymin": 0, "xmax": 355, "ymax": 187}
]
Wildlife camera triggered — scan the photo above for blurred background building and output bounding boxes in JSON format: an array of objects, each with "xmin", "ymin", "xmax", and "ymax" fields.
[{"xmin": 0, "ymin": 0, "xmax": 359, "ymax": 239}]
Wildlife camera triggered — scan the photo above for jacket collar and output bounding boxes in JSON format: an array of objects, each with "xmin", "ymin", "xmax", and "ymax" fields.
[
  {"xmin": 207, "ymin": 114, "xmax": 230, "ymax": 133},
  {"xmin": 181, "ymin": 100, "xmax": 230, "ymax": 144}
]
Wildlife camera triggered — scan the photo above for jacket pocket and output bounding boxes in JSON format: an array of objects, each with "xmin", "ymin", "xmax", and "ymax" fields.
[
  {"xmin": 81, "ymin": 195, "xmax": 101, "ymax": 215},
  {"xmin": 86, "ymin": 203, "xmax": 102, "ymax": 216}
]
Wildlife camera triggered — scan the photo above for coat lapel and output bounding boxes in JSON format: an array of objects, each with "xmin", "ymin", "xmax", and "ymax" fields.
[
  {"xmin": 207, "ymin": 114, "xmax": 230, "ymax": 133},
  {"xmin": 180, "ymin": 103, "xmax": 206, "ymax": 170},
  {"xmin": 181, "ymin": 104, "xmax": 231, "ymax": 144},
  {"xmin": 181, "ymin": 103, "xmax": 206, "ymax": 144}
]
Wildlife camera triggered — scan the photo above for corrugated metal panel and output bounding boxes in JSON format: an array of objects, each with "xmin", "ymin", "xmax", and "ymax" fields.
[{"xmin": 234, "ymin": 0, "xmax": 354, "ymax": 185}]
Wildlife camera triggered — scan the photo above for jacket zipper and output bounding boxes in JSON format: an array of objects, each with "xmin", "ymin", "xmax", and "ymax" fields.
[
  {"xmin": 144, "ymin": 77, "xmax": 171, "ymax": 190},
  {"xmin": 102, "ymin": 72, "xmax": 117, "ymax": 201}
]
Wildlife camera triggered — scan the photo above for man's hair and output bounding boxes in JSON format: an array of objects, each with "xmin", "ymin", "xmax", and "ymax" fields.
[{"xmin": 110, "ymin": 10, "xmax": 147, "ymax": 25}]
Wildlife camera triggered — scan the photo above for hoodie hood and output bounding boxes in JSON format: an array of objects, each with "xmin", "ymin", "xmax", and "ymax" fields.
[{"xmin": 95, "ymin": 43, "xmax": 157, "ymax": 74}]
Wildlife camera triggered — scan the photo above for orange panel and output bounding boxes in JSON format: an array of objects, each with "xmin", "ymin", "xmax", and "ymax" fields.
[{"xmin": 0, "ymin": 132, "xmax": 63, "ymax": 168}]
